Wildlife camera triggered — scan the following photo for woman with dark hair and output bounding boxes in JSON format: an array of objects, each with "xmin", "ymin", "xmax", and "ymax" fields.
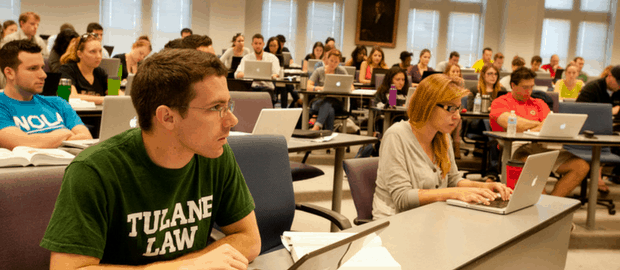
[
  {"xmin": 302, "ymin": 42, "xmax": 324, "ymax": 72},
  {"xmin": 1, "ymin": 20, "xmax": 17, "ymax": 41},
  {"xmin": 325, "ymin": 37, "xmax": 335, "ymax": 48},
  {"xmin": 409, "ymin": 49, "xmax": 434, "ymax": 84},
  {"xmin": 59, "ymin": 33, "xmax": 107, "ymax": 105},
  {"xmin": 345, "ymin": 45, "xmax": 368, "ymax": 71},
  {"xmin": 49, "ymin": 28, "xmax": 79, "ymax": 73},
  {"xmin": 374, "ymin": 67, "xmax": 410, "ymax": 108},
  {"xmin": 392, "ymin": 51, "xmax": 413, "ymax": 74},
  {"xmin": 372, "ymin": 74, "xmax": 511, "ymax": 218},
  {"xmin": 265, "ymin": 36, "xmax": 283, "ymax": 66},
  {"xmin": 220, "ymin": 33, "xmax": 251, "ymax": 69}
]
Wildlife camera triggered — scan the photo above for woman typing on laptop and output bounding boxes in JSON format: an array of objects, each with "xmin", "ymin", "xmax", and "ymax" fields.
[
  {"xmin": 306, "ymin": 49, "xmax": 353, "ymax": 131},
  {"xmin": 372, "ymin": 74, "xmax": 512, "ymax": 219},
  {"xmin": 59, "ymin": 33, "xmax": 107, "ymax": 105}
]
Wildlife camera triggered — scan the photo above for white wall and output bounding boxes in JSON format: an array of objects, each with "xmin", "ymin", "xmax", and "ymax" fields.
[{"xmin": 16, "ymin": 0, "xmax": 620, "ymax": 70}]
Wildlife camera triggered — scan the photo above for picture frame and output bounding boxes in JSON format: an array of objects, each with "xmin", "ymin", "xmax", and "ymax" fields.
[{"xmin": 355, "ymin": 0, "xmax": 400, "ymax": 48}]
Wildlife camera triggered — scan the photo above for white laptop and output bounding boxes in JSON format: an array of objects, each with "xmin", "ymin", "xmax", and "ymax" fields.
[
  {"xmin": 230, "ymin": 108, "xmax": 302, "ymax": 143},
  {"xmin": 447, "ymin": 150, "xmax": 559, "ymax": 214},
  {"xmin": 523, "ymin": 113, "xmax": 587, "ymax": 138},
  {"xmin": 98, "ymin": 58, "xmax": 121, "ymax": 80},
  {"xmin": 124, "ymin": 74, "xmax": 135, "ymax": 96},
  {"xmin": 307, "ymin": 59, "xmax": 321, "ymax": 74},
  {"xmin": 322, "ymin": 74, "xmax": 354, "ymax": 94},
  {"xmin": 244, "ymin": 60, "xmax": 273, "ymax": 80},
  {"xmin": 402, "ymin": 87, "xmax": 416, "ymax": 109},
  {"xmin": 62, "ymin": 96, "xmax": 138, "ymax": 148}
]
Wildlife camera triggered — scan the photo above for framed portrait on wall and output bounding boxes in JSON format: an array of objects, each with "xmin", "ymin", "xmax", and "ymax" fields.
[{"xmin": 355, "ymin": 0, "xmax": 399, "ymax": 48}]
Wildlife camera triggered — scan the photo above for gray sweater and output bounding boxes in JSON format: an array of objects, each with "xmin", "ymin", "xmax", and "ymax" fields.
[{"xmin": 372, "ymin": 120, "xmax": 463, "ymax": 219}]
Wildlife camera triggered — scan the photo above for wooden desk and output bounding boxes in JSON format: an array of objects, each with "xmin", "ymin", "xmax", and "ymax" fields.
[
  {"xmin": 298, "ymin": 90, "xmax": 375, "ymax": 130},
  {"xmin": 288, "ymin": 133, "xmax": 378, "ymax": 231},
  {"xmin": 485, "ymin": 131, "xmax": 620, "ymax": 230},
  {"xmin": 249, "ymin": 195, "xmax": 580, "ymax": 270}
]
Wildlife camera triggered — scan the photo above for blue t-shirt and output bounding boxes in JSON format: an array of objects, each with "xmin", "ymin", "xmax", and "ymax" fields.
[{"xmin": 0, "ymin": 93, "xmax": 84, "ymax": 134}]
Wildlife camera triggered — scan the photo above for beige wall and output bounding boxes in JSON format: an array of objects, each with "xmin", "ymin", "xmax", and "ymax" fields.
[{"xmin": 16, "ymin": 0, "xmax": 619, "ymax": 69}]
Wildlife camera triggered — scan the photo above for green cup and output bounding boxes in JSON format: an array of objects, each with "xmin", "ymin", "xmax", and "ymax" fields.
[
  {"xmin": 108, "ymin": 78, "xmax": 121, "ymax": 96},
  {"xmin": 57, "ymin": 85, "xmax": 71, "ymax": 102}
]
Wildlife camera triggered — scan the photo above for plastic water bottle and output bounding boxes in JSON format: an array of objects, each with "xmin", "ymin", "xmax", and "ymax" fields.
[
  {"xmin": 507, "ymin": 110, "xmax": 517, "ymax": 137},
  {"xmin": 473, "ymin": 93, "xmax": 482, "ymax": 113},
  {"xmin": 389, "ymin": 84, "xmax": 397, "ymax": 107}
]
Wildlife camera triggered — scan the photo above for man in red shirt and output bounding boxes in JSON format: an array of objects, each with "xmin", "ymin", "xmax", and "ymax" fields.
[
  {"xmin": 540, "ymin": 54, "xmax": 562, "ymax": 78},
  {"xmin": 490, "ymin": 67, "xmax": 589, "ymax": 197}
]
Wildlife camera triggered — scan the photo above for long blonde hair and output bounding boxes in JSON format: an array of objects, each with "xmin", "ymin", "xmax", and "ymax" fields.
[
  {"xmin": 60, "ymin": 33, "xmax": 99, "ymax": 64},
  {"xmin": 407, "ymin": 74, "xmax": 468, "ymax": 177}
]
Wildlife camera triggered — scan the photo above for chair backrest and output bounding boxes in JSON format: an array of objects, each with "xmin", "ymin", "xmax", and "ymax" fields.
[
  {"xmin": 0, "ymin": 166, "xmax": 66, "ymax": 269},
  {"xmin": 464, "ymin": 79, "xmax": 477, "ymax": 90},
  {"xmin": 230, "ymin": 91, "xmax": 273, "ymax": 132},
  {"xmin": 463, "ymin": 73, "xmax": 478, "ymax": 80},
  {"xmin": 227, "ymin": 135, "xmax": 295, "ymax": 254},
  {"xmin": 342, "ymin": 157, "xmax": 379, "ymax": 223},
  {"xmin": 535, "ymin": 77, "xmax": 553, "ymax": 88},
  {"xmin": 355, "ymin": 70, "xmax": 360, "ymax": 83},
  {"xmin": 558, "ymin": 102, "xmax": 613, "ymax": 135},
  {"xmin": 461, "ymin": 95, "xmax": 468, "ymax": 108},
  {"xmin": 545, "ymin": 91, "xmax": 559, "ymax": 113},
  {"xmin": 43, "ymin": 57, "xmax": 50, "ymax": 73},
  {"xmin": 375, "ymin": 73, "xmax": 385, "ymax": 88}
]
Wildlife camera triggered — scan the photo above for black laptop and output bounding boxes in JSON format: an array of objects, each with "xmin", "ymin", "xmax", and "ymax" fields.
[
  {"xmin": 230, "ymin": 56, "xmax": 243, "ymax": 72},
  {"xmin": 421, "ymin": 70, "xmax": 442, "ymax": 81},
  {"xmin": 41, "ymin": 72, "xmax": 62, "ymax": 96}
]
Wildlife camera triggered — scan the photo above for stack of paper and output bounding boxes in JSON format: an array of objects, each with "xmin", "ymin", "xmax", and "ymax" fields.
[{"xmin": 69, "ymin": 98, "xmax": 96, "ymax": 109}]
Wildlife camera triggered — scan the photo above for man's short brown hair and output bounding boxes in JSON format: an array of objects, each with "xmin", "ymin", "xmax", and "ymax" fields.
[
  {"xmin": 18, "ymin": 12, "xmax": 40, "ymax": 24},
  {"xmin": 131, "ymin": 49, "xmax": 228, "ymax": 132}
]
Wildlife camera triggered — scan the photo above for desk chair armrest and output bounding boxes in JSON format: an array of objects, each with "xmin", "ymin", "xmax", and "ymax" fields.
[
  {"xmin": 353, "ymin": 218, "xmax": 373, "ymax": 225},
  {"xmin": 614, "ymin": 131, "xmax": 620, "ymax": 136},
  {"xmin": 296, "ymin": 203, "xmax": 352, "ymax": 230}
]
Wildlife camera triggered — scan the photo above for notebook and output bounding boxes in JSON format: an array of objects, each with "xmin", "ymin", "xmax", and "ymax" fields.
[
  {"xmin": 231, "ymin": 108, "xmax": 302, "ymax": 143},
  {"xmin": 287, "ymin": 220, "xmax": 390, "ymax": 270},
  {"xmin": 244, "ymin": 60, "xmax": 273, "ymax": 80},
  {"xmin": 41, "ymin": 72, "xmax": 62, "ymax": 96},
  {"xmin": 307, "ymin": 59, "xmax": 321, "ymax": 74},
  {"xmin": 98, "ymin": 58, "xmax": 121, "ymax": 80},
  {"xmin": 124, "ymin": 74, "xmax": 135, "ymax": 96},
  {"xmin": 61, "ymin": 96, "xmax": 138, "ymax": 148},
  {"xmin": 447, "ymin": 150, "xmax": 559, "ymax": 214},
  {"xmin": 323, "ymin": 74, "xmax": 354, "ymax": 94},
  {"xmin": 523, "ymin": 113, "xmax": 587, "ymax": 138}
]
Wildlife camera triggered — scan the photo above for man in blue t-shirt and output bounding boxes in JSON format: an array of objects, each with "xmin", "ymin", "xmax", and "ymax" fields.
[{"xmin": 0, "ymin": 40, "xmax": 92, "ymax": 150}]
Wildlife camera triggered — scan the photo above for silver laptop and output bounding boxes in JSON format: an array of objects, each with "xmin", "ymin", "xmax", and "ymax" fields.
[
  {"xmin": 62, "ymin": 96, "xmax": 138, "ymax": 148},
  {"xmin": 447, "ymin": 151, "xmax": 559, "ymax": 214},
  {"xmin": 244, "ymin": 60, "xmax": 273, "ymax": 80},
  {"xmin": 98, "ymin": 58, "xmax": 121, "ymax": 80},
  {"xmin": 322, "ymin": 74, "xmax": 354, "ymax": 94},
  {"xmin": 124, "ymin": 74, "xmax": 135, "ymax": 96},
  {"xmin": 287, "ymin": 220, "xmax": 389, "ymax": 270},
  {"xmin": 402, "ymin": 87, "xmax": 416, "ymax": 109},
  {"xmin": 231, "ymin": 108, "xmax": 302, "ymax": 143},
  {"xmin": 282, "ymin": 52, "xmax": 292, "ymax": 66},
  {"xmin": 523, "ymin": 113, "xmax": 587, "ymax": 138},
  {"xmin": 307, "ymin": 59, "xmax": 321, "ymax": 74},
  {"xmin": 343, "ymin": 66, "xmax": 356, "ymax": 76}
]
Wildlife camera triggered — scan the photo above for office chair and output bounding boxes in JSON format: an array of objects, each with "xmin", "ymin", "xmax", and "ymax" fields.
[
  {"xmin": 0, "ymin": 166, "xmax": 66, "ymax": 269},
  {"xmin": 230, "ymin": 91, "xmax": 324, "ymax": 181},
  {"xmin": 460, "ymin": 96, "xmax": 490, "ymax": 175},
  {"xmin": 342, "ymin": 157, "xmax": 379, "ymax": 225},
  {"xmin": 545, "ymin": 91, "xmax": 559, "ymax": 113},
  {"xmin": 559, "ymin": 102, "xmax": 617, "ymax": 215},
  {"xmin": 227, "ymin": 135, "xmax": 351, "ymax": 254}
]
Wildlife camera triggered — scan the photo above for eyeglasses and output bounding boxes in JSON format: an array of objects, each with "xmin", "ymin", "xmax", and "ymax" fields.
[
  {"xmin": 436, "ymin": 104, "xmax": 462, "ymax": 113},
  {"xmin": 78, "ymin": 32, "xmax": 98, "ymax": 47},
  {"xmin": 180, "ymin": 101, "xmax": 235, "ymax": 118}
]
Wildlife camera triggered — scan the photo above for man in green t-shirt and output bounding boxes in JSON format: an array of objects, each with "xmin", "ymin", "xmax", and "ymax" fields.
[{"xmin": 40, "ymin": 49, "xmax": 261, "ymax": 269}]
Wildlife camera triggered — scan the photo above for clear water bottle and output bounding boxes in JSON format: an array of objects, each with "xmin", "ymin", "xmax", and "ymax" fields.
[
  {"xmin": 473, "ymin": 93, "xmax": 482, "ymax": 113},
  {"xmin": 389, "ymin": 84, "xmax": 397, "ymax": 107},
  {"xmin": 507, "ymin": 110, "xmax": 517, "ymax": 137}
]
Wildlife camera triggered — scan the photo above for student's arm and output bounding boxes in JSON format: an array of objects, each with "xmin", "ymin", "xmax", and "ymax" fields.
[
  {"xmin": 234, "ymin": 58, "xmax": 246, "ymax": 79},
  {"xmin": 271, "ymin": 56, "xmax": 280, "ymax": 79},
  {"xmin": 456, "ymin": 179, "xmax": 512, "ymax": 201},
  {"xmin": 49, "ymin": 243, "xmax": 249, "ymax": 270},
  {"xmin": 495, "ymin": 111, "xmax": 542, "ymax": 132},
  {"xmin": 344, "ymin": 59, "xmax": 353, "ymax": 67},
  {"xmin": 0, "ymin": 127, "xmax": 74, "ymax": 150},
  {"xmin": 219, "ymin": 48, "xmax": 233, "ymax": 69},
  {"xmin": 69, "ymin": 85, "xmax": 105, "ymax": 105},
  {"xmin": 359, "ymin": 62, "xmax": 370, "ymax": 84},
  {"xmin": 67, "ymin": 125, "xmax": 93, "ymax": 141}
]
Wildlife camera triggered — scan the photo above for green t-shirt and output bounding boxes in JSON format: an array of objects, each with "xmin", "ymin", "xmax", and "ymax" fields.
[{"xmin": 40, "ymin": 128, "xmax": 255, "ymax": 265}]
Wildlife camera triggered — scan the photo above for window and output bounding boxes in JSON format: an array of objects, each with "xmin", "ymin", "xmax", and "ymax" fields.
[
  {"xmin": 540, "ymin": 0, "xmax": 615, "ymax": 75},
  {"xmin": 262, "ymin": 0, "xmax": 297, "ymax": 57},
  {"xmin": 407, "ymin": 9, "xmax": 439, "ymax": 68},
  {"xmin": 0, "ymin": 0, "xmax": 19, "ymax": 21},
  {"xmin": 306, "ymin": 0, "xmax": 344, "ymax": 56},
  {"xmin": 151, "ymin": 0, "xmax": 191, "ymax": 52},
  {"xmin": 446, "ymin": 12, "xmax": 480, "ymax": 68},
  {"xmin": 576, "ymin": 22, "xmax": 608, "ymax": 74},
  {"xmin": 545, "ymin": 0, "xmax": 574, "ymax": 10},
  {"xmin": 100, "ymin": 0, "xmax": 142, "ymax": 55},
  {"xmin": 539, "ymin": 19, "xmax": 571, "ymax": 67}
]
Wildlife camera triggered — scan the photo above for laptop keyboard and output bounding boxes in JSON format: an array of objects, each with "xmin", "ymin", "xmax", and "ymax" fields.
[{"xmin": 479, "ymin": 199, "xmax": 510, "ymax": 208}]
